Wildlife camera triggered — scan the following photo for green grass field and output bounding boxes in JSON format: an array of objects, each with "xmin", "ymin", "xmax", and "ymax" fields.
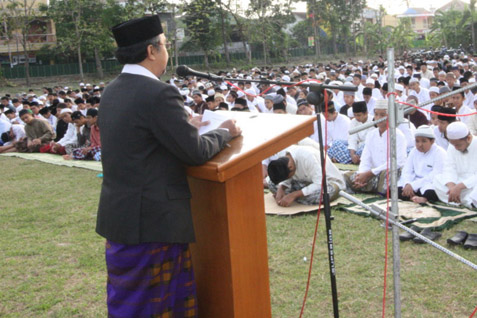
[{"xmin": 1, "ymin": 156, "xmax": 476, "ymax": 317}]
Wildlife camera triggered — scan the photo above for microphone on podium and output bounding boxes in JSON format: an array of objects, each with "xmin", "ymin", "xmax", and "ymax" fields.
[{"xmin": 176, "ymin": 65, "xmax": 223, "ymax": 81}]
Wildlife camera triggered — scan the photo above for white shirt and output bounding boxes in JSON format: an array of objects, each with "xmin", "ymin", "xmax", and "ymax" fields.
[
  {"xmin": 398, "ymin": 120, "xmax": 416, "ymax": 151},
  {"xmin": 398, "ymin": 143, "xmax": 446, "ymax": 193},
  {"xmin": 122, "ymin": 64, "xmax": 159, "ymax": 81},
  {"xmin": 433, "ymin": 125, "xmax": 449, "ymax": 150},
  {"xmin": 3, "ymin": 124, "xmax": 26, "ymax": 146},
  {"xmin": 278, "ymin": 145, "xmax": 346, "ymax": 196},
  {"xmin": 325, "ymin": 113, "xmax": 350, "ymax": 147},
  {"xmin": 441, "ymin": 136, "xmax": 477, "ymax": 190},
  {"xmin": 365, "ymin": 97, "xmax": 376, "ymax": 116},
  {"xmin": 456, "ymin": 105, "xmax": 473, "ymax": 125},
  {"xmin": 58, "ymin": 123, "xmax": 78, "ymax": 146},
  {"xmin": 0, "ymin": 117, "xmax": 12, "ymax": 134},
  {"xmin": 347, "ymin": 115, "xmax": 374, "ymax": 151},
  {"xmin": 359, "ymin": 128, "xmax": 407, "ymax": 175}
]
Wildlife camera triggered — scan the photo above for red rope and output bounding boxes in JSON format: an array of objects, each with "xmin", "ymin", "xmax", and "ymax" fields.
[
  {"xmin": 384, "ymin": 92, "xmax": 477, "ymax": 117},
  {"xmin": 298, "ymin": 86, "xmax": 329, "ymax": 318},
  {"xmin": 470, "ymin": 305, "xmax": 477, "ymax": 318},
  {"xmin": 382, "ymin": 118, "xmax": 391, "ymax": 317}
]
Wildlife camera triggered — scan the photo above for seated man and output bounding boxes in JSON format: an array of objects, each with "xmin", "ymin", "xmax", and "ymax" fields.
[
  {"xmin": 267, "ymin": 144, "xmax": 346, "ymax": 206},
  {"xmin": 398, "ymin": 125, "xmax": 446, "ymax": 203},
  {"xmin": 344, "ymin": 100, "xmax": 407, "ymax": 195},
  {"xmin": 17, "ymin": 109, "xmax": 56, "ymax": 152},
  {"xmin": 433, "ymin": 122, "xmax": 477, "ymax": 208},
  {"xmin": 329, "ymin": 101, "xmax": 373, "ymax": 164},
  {"xmin": 45, "ymin": 109, "xmax": 78, "ymax": 155},
  {"xmin": 324, "ymin": 103, "xmax": 351, "ymax": 163},
  {"xmin": 66, "ymin": 108, "xmax": 101, "ymax": 160}
]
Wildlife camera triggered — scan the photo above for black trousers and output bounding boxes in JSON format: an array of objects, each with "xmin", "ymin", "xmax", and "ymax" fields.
[{"xmin": 397, "ymin": 186, "xmax": 439, "ymax": 202}]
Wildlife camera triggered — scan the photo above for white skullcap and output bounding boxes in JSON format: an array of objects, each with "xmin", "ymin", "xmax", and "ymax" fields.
[
  {"xmin": 220, "ymin": 84, "xmax": 228, "ymax": 90},
  {"xmin": 370, "ymin": 73, "xmax": 378, "ymax": 79},
  {"xmin": 180, "ymin": 88, "xmax": 190, "ymax": 96},
  {"xmin": 415, "ymin": 125, "xmax": 435, "ymax": 139},
  {"xmin": 79, "ymin": 82, "xmax": 85, "ymax": 86},
  {"xmin": 429, "ymin": 87, "xmax": 440, "ymax": 94},
  {"xmin": 207, "ymin": 89, "xmax": 215, "ymax": 96},
  {"xmin": 60, "ymin": 108, "xmax": 72, "ymax": 114},
  {"xmin": 282, "ymin": 75, "xmax": 290, "ymax": 82},
  {"xmin": 398, "ymin": 65, "xmax": 405, "ymax": 70},
  {"xmin": 470, "ymin": 78, "xmax": 476, "ymax": 83},
  {"xmin": 409, "ymin": 78, "xmax": 419, "ymax": 84},
  {"xmin": 374, "ymin": 99, "xmax": 388, "ymax": 110},
  {"xmin": 447, "ymin": 122, "xmax": 469, "ymax": 140},
  {"xmin": 366, "ymin": 78, "xmax": 375, "ymax": 85},
  {"xmin": 438, "ymin": 71, "xmax": 446, "ymax": 76},
  {"xmin": 245, "ymin": 88, "xmax": 256, "ymax": 96},
  {"xmin": 395, "ymin": 84, "xmax": 404, "ymax": 91},
  {"xmin": 237, "ymin": 90, "xmax": 245, "ymax": 98}
]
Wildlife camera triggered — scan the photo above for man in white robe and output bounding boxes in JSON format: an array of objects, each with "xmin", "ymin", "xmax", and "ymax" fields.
[{"xmin": 433, "ymin": 122, "xmax": 477, "ymax": 208}]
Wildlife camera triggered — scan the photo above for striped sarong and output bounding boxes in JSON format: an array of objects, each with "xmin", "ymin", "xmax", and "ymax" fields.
[{"xmin": 105, "ymin": 240, "xmax": 198, "ymax": 318}]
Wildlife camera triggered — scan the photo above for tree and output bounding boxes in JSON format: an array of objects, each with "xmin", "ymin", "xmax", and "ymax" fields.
[
  {"xmin": 41, "ymin": 0, "xmax": 124, "ymax": 79},
  {"xmin": 220, "ymin": 0, "xmax": 252, "ymax": 63},
  {"xmin": 246, "ymin": 0, "xmax": 294, "ymax": 64},
  {"xmin": 183, "ymin": 0, "xmax": 221, "ymax": 68},
  {"xmin": 430, "ymin": 9, "xmax": 471, "ymax": 48},
  {"xmin": 1, "ymin": 0, "xmax": 41, "ymax": 86}
]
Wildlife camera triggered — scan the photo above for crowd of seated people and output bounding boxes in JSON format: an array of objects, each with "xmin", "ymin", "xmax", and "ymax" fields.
[{"xmin": 2, "ymin": 53, "xmax": 477, "ymax": 209}]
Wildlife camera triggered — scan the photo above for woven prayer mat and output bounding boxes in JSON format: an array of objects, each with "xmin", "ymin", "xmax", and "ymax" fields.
[
  {"xmin": 335, "ymin": 163, "xmax": 359, "ymax": 171},
  {"xmin": 337, "ymin": 196, "xmax": 477, "ymax": 231},
  {"xmin": 0, "ymin": 152, "xmax": 102, "ymax": 172},
  {"xmin": 265, "ymin": 191, "xmax": 354, "ymax": 216}
]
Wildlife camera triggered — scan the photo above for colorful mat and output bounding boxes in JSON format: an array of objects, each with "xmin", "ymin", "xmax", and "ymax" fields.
[
  {"xmin": 0, "ymin": 152, "xmax": 102, "ymax": 172},
  {"xmin": 337, "ymin": 197, "xmax": 477, "ymax": 231}
]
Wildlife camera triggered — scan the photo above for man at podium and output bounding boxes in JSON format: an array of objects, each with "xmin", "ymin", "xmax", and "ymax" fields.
[{"xmin": 95, "ymin": 15, "xmax": 241, "ymax": 318}]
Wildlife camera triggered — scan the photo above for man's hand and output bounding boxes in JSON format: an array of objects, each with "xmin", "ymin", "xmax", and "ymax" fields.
[
  {"xmin": 447, "ymin": 183, "xmax": 466, "ymax": 203},
  {"xmin": 274, "ymin": 186, "xmax": 286, "ymax": 203},
  {"xmin": 277, "ymin": 190, "xmax": 303, "ymax": 207},
  {"xmin": 219, "ymin": 119, "xmax": 242, "ymax": 138},
  {"xmin": 351, "ymin": 154, "xmax": 360, "ymax": 164},
  {"xmin": 189, "ymin": 115, "xmax": 210, "ymax": 130},
  {"xmin": 402, "ymin": 184, "xmax": 415, "ymax": 198},
  {"xmin": 81, "ymin": 147, "xmax": 91, "ymax": 155},
  {"xmin": 31, "ymin": 138, "xmax": 42, "ymax": 146},
  {"xmin": 354, "ymin": 171, "xmax": 374, "ymax": 187}
]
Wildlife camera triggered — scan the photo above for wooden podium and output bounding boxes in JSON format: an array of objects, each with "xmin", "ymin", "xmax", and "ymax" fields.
[{"xmin": 187, "ymin": 112, "xmax": 316, "ymax": 317}]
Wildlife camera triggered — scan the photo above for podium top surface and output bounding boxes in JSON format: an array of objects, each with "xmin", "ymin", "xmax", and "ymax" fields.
[{"xmin": 187, "ymin": 111, "xmax": 316, "ymax": 182}]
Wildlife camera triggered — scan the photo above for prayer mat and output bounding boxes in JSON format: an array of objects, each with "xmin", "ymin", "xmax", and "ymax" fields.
[
  {"xmin": 337, "ymin": 197, "xmax": 477, "ymax": 231},
  {"xmin": 0, "ymin": 152, "xmax": 102, "ymax": 172},
  {"xmin": 264, "ymin": 191, "xmax": 352, "ymax": 216},
  {"xmin": 335, "ymin": 163, "xmax": 359, "ymax": 171}
]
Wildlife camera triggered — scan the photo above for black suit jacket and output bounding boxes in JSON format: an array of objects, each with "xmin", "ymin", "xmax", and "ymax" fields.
[{"xmin": 96, "ymin": 73, "xmax": 231, "ymax": 244}]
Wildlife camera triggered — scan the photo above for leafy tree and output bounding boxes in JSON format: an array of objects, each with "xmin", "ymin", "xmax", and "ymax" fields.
[
  {"xmin": 182, "ymin": 0, "xmax": 221, "ymax": 68},
  {"xmin": 41, "ymin": 0, "xmax": 124, "ymax": 79},
  {"xmin": 430, "ymin": 9, "xmax": 471, "ymax": 48},
  {"xmin": 1, "ymin": 0, "xmax": 41, "ymax": 86},
  {"xmin": 246, "ymin": 0, "xmax": 294, "ymax": 64}
]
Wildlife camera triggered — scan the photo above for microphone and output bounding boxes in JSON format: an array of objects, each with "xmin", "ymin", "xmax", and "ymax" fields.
[{"xmin": 176, "ymin": 65, "xmax": 223, "ymax": 81}]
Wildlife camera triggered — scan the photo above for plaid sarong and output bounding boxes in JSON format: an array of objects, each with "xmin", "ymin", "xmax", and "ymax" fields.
[
  {"xmin": 105, "ymin": 241, "xmax": 198, "ymax": 318},
  {"xmin": 327, "ymin": 140, "xmax": 364, "ymax": 164},
  {"xmin": 72, "ymin": 146, "xmax": 101, "ymax": 160}
]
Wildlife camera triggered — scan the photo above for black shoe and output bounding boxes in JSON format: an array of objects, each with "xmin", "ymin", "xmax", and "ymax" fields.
[
  {"xmin": 413, "ymin": 228, "xmax": 442, "ymax": 244},
  {"xmin": 447, "ymin": 231, "xmax": 468, "ymax": 246},
  {"xmin": 463, "ymin": 234, "xmax": 477, "ymax": 250},
  {"xmin": 399, "ymin": 225, "xmax": 421, "ymax": 241}
]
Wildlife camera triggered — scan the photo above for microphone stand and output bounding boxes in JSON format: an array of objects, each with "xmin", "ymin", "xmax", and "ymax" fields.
[
  {"xmin": 307, "ymin": 87, "xmax": 340, "ymax": 318},
  {"xmin": 177, "ymin": 66, "xmax": 356, "ymax": 318}
]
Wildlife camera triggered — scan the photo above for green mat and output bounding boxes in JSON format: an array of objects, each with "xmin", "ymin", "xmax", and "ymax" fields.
[
  {"xmin": 335, "ymin": 163, "xmax": 358, "ymax": 171},
  {"xmin": 0, "ymin": 152, "xmax": 102, "ymax": 172},
  {"xmin": 338, "ymin": 197, "xmax": 477, "ymax": 231}
]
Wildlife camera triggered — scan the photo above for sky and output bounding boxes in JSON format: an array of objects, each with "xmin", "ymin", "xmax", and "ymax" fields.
[{"xmin": 293, "ymin": 0, "xmax": 470, "ymax": 14}]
